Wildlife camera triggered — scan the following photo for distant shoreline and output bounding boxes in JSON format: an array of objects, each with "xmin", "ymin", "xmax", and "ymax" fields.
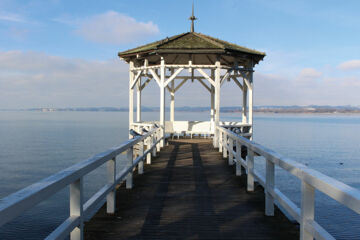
[{"xmin": 2, "ymin": 106, "xmax": 360, "ymax": 114}]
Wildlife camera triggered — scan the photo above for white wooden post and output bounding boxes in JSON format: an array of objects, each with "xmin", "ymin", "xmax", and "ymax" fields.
[
  {"xmin": 106, "ymin": 157, "xmax": 116, "ymax": 214},
  {"xmin": 248, "ymin": 69, "xmax": 254, "ymax": 139},
  {"xmin": 228, "ymin": 138, "xmax": 234, "ymax": 165},
  {"xmin": 129, "ymin": 61, "xmax": 134, "ymax": 138},
  {"xmin": 160, "ymin": 57, "xmax": 165, "ymax": 147},
  {"xmin": 126, "ymin": 147, "xmax": 133, "ymax": 189},
  {"xmin": 136, "ymin": 77, "xmax": 141, "ymax": 122},
  {"xmin": 223, "ymin": 133, "xmax": 228, "ymax": 158},
  {"xmin": 210, "ymin": 69, "xmax": 215, "ymax": 136},
  {"xmin": 70, "ymin": 178, "xmax": 83, "ymax": 240},
  {"xmin": 156, "ymin": 128, "xmax": 161, "ymax": 152},
  {"xmin": 170, "ymin": 74, "xmax": 175, "ymax": 123},
  {"xmin": 265, "ymin": 157, "xmax": 275, "ymax": 216},
  {"xmin": 235, "ymin": 140, "xmax": 242, "ymax": 176},
  {"xmin": 300, "ymin": 181, "xmax": 315, "ymax": 240},
  {"xmin": 219, "ymin": 131, "xmax": 223, "ymax": 153},
  {"xmin": 242, "ymin": 80, "xmax": 248, "ymax": 124},
  {"xmin": 247, "ymin": 150, "xmax": 255, "ymax": 191},
  {"xmin": 214, "ymin": 60, "xmax": 221, "ymax": 148},
  {"xmin": 146, "ymin": 136, "xmax": 152, "ymax": 164},
  {"xmin": 138, "ymin": 141, "xmax": 144, "ymax": 174}
]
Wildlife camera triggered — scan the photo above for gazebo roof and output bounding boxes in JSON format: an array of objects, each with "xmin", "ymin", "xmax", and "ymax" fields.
[{"xmin": 118, "ymin": 32, "xmax": 265, "ymax": 66}]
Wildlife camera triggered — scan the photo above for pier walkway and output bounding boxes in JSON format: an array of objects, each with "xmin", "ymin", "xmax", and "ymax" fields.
[{"xmin": 84, "ymin": 138, "xmax": 298, "ymax": 239}]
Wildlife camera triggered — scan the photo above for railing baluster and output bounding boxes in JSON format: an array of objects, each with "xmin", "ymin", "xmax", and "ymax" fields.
[
  {"xmin": 223, "ymin": 133, "xmax": 228, "ymax": 158},
  {"xmin": 247, "ymin": 149, "xmax": 254, "ymax": 191},
  {"xmin": 300, "ymin": 181, "xmax": 315, "ymax": 240},
  {"xmin": 146, "ymin": 136, "xmax": 152, "ymax": 164},
  {"xmin": 106, "ymin": 157, "xmax": 116, "ymax": 214},
  {"xmin": 126, "ymin": 147, "xmax": 133, "ymax": 189},
  {"xmin": 235, "ymin": 140, "xmax": 242, "ymax": 176},
  {"xmin": 265, "ymin": 157, "xmax": 274, "ymax": 216},
  {"xmin": 228, "ymin": 138, "xmax": 234, "ymax": 165},
  {"xmin": 138, "ymin": 141, "xmax": 144, "ymax": 174},
  {"xmin": 70, "ymin": 178, "xmax": 83, "ymax": 240},
  {"xmin": 219, "ymin": 131, "xmax": 223, "ymax": 153},
  {"xmin": 156, "ymin": 129, "xmax": 161, "ymax": 152}
]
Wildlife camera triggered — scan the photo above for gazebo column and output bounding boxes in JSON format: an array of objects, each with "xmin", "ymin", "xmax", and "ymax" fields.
[
  {"xmin": 129, "ymin": 61, "xmax": 134, "ymax": 138},
  {"xmin": 242, "ymin": 79, "xmax": 248, "ymax": 124},
  {"xmin": 160, "ymin": 57, "xmax": 166, "ymax": 147},
  {"xmin": 170, "ymin": 77, "xmax": 175, "ymax": 122},
  {"xmin": 214, "ymin": 60, "xmax": 221, "ymax": 148},
  {"xmin": 248, "ymin": 69, "xmax": 254, "ymax": 139},
  {"xmin": 210, "ymin": 69, "xmax": 215, "ymax": 133},
  {"xmin": 136, "ymin": 78, "xmax": 141, "ymax": 122}
]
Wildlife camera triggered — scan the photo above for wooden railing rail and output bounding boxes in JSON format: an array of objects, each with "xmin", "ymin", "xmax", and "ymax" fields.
[
  {"xmin": 216, "ymin": 126, "xmax": 360, "ymax": 240},
  {"xmin": 0, "ymin": 126, "xmax": 163, "ymax": 240}
]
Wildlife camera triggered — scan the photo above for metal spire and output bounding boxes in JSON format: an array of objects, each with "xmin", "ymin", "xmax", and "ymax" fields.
[{"xmin": 189, "ymin": 1, "xmax": 197, "ymax": 32}]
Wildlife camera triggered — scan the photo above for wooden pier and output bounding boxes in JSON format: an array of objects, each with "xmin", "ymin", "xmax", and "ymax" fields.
[{"xmin": 84, "ymin": 138, "xmax": 298, "ymax": 239}]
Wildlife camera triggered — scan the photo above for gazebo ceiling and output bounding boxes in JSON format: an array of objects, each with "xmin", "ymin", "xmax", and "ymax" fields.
[{"xmin": 118, "ymin": 32, "xmax": 265, "ymax": 67}]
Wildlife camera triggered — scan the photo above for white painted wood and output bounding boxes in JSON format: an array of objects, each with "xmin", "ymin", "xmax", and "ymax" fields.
[
  {"xmin": 149, "ymin": 68, "xmax": 161, "ymax": 87},
  {"xmin": 232, "ymin": 77, "xmax": 243, "ymax": 90},
  {"xmin": 242, "ymin": 81, "xmax": 247, "ymax": 124},
  {"xmin": 164, "ymin": 67, "xmax": 183, "ymax": 87},
  {"xmin": 214, "ymin": 60, "xmax": 221, "ymax": 148},
  {"xmin": 198, "ymin": 79, "xmax": 211, "ymax": 92},
  {"xmin": 247, "ymin": 67, "xmax": 253, "ymax": 138},
  {"xmin": 196, "ymin": 68, "xmax": 215, "ymax": 86},
  {"xmin": 247, "ymin": 149, "xmax": 254, "ymax": 191},
  {"xmin": 160, "ymin": 57, "xmax": 166, "ymax": 147},
  {"xmin": 235, "ymin": 140, "xmax": 242, "ymax": 176},
  {"xmin": 70, "ymin": 178, "xmax": 83, "ymax": 240},
  {"xmin": 138, "ymin": 141, "xmax": 144, "ymax": 174},
  {"xmin": 129, "ymin": 61, "xmax": 134, "ymax": 138},
  {"xmin": 130, "ymin": 70, "xmax": 143, "ymax": 90},
  {"xmin": 217, "ymin": 126, "xmax": 360, "ymax": 239},
  {"xmin": 223, "ymin": 133, "xmax": 228, "ymax": 158},
  {"xmin": 170, "ymin": 80, "xmax": 175, "ymax": 122},
  {"xmin": 265, "ymin": 157, "xmax": 275, "ymax": 216},
  {"xmin": 300, "ymin": 181, "xmax": 315, "ymax": 240},
  {"xmin": 45, "ymin": 216, "xmax": 80, "ymax": 240},
  {"xmin": 146, "ymin": 137, "xmax": 152, "ymax": 164},
  {"xmin": 228, "ymin": 138, "xmax": 234, "ymax": 165},
  {"xmin": 126, "ymin": 147, "xmax": 133, "ymax": 189},
  {"xmin": 136, "ymin": 78, "xmax": 141, "ymax": 122},
  {"xmin": 106, "ymin": 157, "xmax": 116, "ymax": 214},
  {"xmin": 0, "ymin": 127, "xmax": 162, "ymax": 238}
]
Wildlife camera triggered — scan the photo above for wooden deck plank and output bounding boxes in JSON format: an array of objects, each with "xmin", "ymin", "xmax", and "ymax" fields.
[{"xmin": 84, "ymin": 139, "xmax": 299, "ymax": 239}]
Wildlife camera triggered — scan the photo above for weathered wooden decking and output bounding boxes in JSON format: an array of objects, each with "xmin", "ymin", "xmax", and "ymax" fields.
[{"xmin": 84, "ymin": 139, "xmax": 299, "ymax": 239}]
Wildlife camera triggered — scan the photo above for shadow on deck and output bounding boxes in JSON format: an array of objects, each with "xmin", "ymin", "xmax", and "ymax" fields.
[{"xmin": 84, "ymin": 139, "xmax": 299, "ymax": 239}]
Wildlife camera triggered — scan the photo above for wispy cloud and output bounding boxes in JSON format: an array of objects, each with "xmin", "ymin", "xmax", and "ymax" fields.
[
  {"xmin": 54, "ymin": 11, "xmax": 160, "ymax": 45},
  {"xmin": 299, "ymin": 68, "xmax": 322, "ymax": 78},
  {"xmin": 337, "ymin": 60, "xmax": 360, "ymax": 71},
  {"xmin": 0, "ymin": 12, "xmax": 25, "ymax": 23}
]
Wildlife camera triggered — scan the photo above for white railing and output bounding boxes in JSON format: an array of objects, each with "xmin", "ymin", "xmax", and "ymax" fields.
[
  {"xmin": 0, "ymin": 126, "xmax": 163, "ymax": 240},
  {"xmin": 216, "ymin": 126, "xmax": 360, "ymax": 240},
  {"xmin": 132, "ymin": 120, "xmax": 252, "ymax": 138}
]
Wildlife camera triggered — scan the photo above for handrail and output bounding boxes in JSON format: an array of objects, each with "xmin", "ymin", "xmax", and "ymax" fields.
[
  {"xmin": 216, "ymin": 126, "xmax": 360, "ymax": 240},
  {"xmin": 0, "ymin": 126, "xmax": 163, "ymax": 240}
]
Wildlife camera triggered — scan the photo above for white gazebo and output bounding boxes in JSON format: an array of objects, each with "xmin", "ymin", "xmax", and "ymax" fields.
[{"xmin": 118, "ymin": 14, "xmax": 265, "ymax": 148}]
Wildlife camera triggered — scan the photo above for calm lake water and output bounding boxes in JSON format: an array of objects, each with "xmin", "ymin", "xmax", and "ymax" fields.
[{"xmin": 0, "ymin": 111, "xmax": 359, "ymax": 239}]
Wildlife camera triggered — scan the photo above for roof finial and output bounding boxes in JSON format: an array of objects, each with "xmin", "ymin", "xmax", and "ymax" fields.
[{"xmin": 189, "ymin": 0, "xmax": 197, "ymax": 32}]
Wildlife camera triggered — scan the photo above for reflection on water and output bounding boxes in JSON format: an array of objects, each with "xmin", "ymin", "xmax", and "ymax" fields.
[{"xmin": 0, "ymin": 111, "xmax": 360, "ymax": 239}]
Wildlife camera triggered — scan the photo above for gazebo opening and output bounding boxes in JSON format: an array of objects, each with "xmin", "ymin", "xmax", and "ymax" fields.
[{"xmin": 118, "ymin": 12, "xmax": 265, "ymax": 147}]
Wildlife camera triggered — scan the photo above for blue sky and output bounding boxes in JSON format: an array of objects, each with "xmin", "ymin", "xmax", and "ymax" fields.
[{"xmin": 1, "ymin": 0, "xmax": 360, "ymax": 108}]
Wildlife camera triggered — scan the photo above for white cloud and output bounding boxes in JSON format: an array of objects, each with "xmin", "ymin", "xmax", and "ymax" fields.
[
  {"xmin": 75, "ymin": 11, "xmax": 159, "ymax": 44},
  {"xmin": 0, "ymin": 12, "xmax": 24, "ymax": 22},
  {"xmin": 299, "ymin": 68, "xmax": 322, "ymax": 78},
  {"xmin": 337, "ymin": 60, "xmax": 360, "ymax": 71},
  {"xmin": 0, "ymin": 50, "xmax": 131, "ymax": 108}
]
